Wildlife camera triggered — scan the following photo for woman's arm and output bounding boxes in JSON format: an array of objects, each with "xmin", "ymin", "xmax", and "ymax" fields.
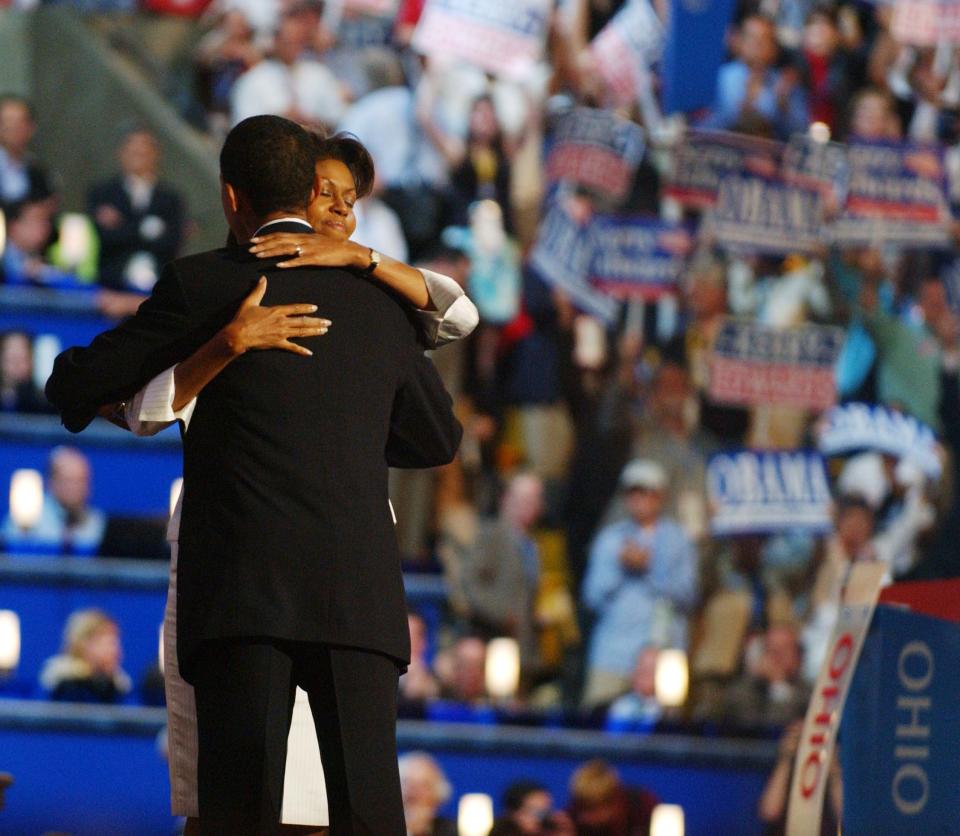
[
  {"xmin": 171, "ymin": 276, "xmax": 328, "ymax": 411},
  {"xmin": 249, "ymin": 234, "xmax": 479, "ymax": 347}
]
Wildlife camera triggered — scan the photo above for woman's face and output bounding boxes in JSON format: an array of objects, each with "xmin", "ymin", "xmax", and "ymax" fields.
[{"xmin": 307, "ymin": 158, "xmax": 357, "ymax": 241}]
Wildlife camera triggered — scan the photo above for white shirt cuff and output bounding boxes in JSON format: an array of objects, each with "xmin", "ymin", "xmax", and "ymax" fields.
[
  {"xmin": 416, "ymin": 268, "xmax": 479, "ymax": 348},
  {"xmin": 124, "ymin": 366, "xmax": 197, "ymax": 435}
]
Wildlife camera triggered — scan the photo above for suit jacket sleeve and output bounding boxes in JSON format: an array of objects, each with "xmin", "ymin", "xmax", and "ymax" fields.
[
  {"xmin": 385, "ymin": 349, "xmax": 462, "ymax": 468},
  {"xmin": 45, "ymin": 263, "xmax": 197, "ymax": 432}
]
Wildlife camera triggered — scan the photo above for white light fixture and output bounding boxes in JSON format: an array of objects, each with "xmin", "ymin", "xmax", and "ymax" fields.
[
  {"xmin": 32, "ymin": 334, "xmax": 61, "ymax": 393},
  {"xmin": 57, "ymin": 213, "xmax": 95, "ymax": 269},
  {"xmin": 458, "ymin": 793, "xmax": 494, "ymax": 836},
  {"xmin": 0, "ymin": 610, "xmax": 21, "ymax": 674},
  {"xmin": 654, "ymin": 649, "xmax": 689, "ymax": 708},
  {"xmin": 9, "ymin": 469, "xmax": 44, "ymax": 530},
  {"xmin": 485, "ymin": 637, "xmax": 520, "ymax": 700},
  {"xmin": 0, "ymin": 209, "xmax": 6, "ymax": 258},
  {"xmin": 809, "ymin": 121, "xmax": 831, "ymax": 144},
  {"xmin": 158, "ymin": 623, "xmax": 165, "ymax": 675},
  {"xmin": 169, "ymin": 478, "xmax": 183, "ymax": 518},
  {"xmin": 650, "ymin": 803, "xmax": 685, "ymax": 836}
]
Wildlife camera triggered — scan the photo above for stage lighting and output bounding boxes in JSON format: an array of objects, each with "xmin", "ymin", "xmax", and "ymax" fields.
[
  {"xmin": 158, "ymin": 624, "xmax": 165, "ymax": 675},
  {"xmin": 654, "ymin": 649, "xmax": 689, "ymax": 707},
  {"xmin": 9, "ymin": 469, "xmax": 43, "ymax": 531},
  {"xmin": 650, "ymin": 803, "xmax": 685, "ymax": 836},
  {"xmin": 0, "ymin": 611, "xmax": 21, "ymax": 675},
  {"xmin": 57, "ymin": 213, "xmax": 96, "ymax": 270},
  {"xmin": 809, "ymin": 122, "xmax": 831, "ymax": 143},
  {"xmin": 457, "ymin": 793, "xmax": 494, "ymax": 836},
  {"xmin": 32, "ymin": 334, "xmax": 61, "ymax": 393},
  {"xmin": 485, "ymin": 637, "xmax": 520, "ymax": 699}
]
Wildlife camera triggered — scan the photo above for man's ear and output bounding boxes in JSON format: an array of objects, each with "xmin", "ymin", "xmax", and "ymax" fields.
[{"xmin": 222, "ymin": 177, "xmax": 241, "ymax": 213}]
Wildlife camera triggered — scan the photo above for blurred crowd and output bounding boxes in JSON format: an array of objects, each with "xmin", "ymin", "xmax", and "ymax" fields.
[{"xmin": 4, "ymin": 8, "xmax": 960, "ymax": 825}]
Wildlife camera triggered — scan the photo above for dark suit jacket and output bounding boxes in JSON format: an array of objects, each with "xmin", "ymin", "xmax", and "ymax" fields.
[
  {"xmin": 46, "ymin": 223, "xmax": 462, "ymax": 680},
  {"xmin": 88, "ymin": 177, "xmax": 185, "ymax": 290}
]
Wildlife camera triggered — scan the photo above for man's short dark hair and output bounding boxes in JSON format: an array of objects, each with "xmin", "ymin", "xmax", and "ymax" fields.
[
  {"xmin": 503, "ymin": 780, "xmax": 548, "ymax": 812},
  {"xmin": 311, "ymin": 132, "xmax": 376, "ymax": 200},
  {"xmin": 220, "ymin": 115, "xmax": 316, "ymax": 217}
]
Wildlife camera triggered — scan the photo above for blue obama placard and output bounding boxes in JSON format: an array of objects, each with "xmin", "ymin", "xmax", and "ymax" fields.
[{"xmin": 707, "ymin": 449, "xmax": 833, "ymax": 536}]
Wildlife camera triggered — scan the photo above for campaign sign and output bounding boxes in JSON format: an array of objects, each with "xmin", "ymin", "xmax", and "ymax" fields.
[
  {"xmin": 892, "ymin": 0, "xmax": 960, "ymax": 45},
  {"xmin": 665, "ymin": 130, "xmax": 783, "ymax": 209},
  {"xmin": 590, "ymin": 0, "xmax": 664, "ymax": 105},
  {"xmin": 712, "ymin": 175, "xmax": 826, "ymax": 255},
  {"xmin": 831, "ymin": 142, "xmax": 952, "ymax": 247},
  {"xmin": 782, "ymin": 134, "xmax": 849, "ymax": 200},
  {"xmin": 706, "ymin": 450, "xmax": 833, "ymax": 535},
  {"xmin": 528, "ymin": 200, "xmax": 620, "ymax": 323},
  {"xmin": 841, "ymin": 602, "xmax": 960, "ymax": 834},
  {"xmin": 817, "ymin": 402, "xmax": 942, "ymax": 479},
  {"xmin": 708, "ymin": 320, "xmax": 844, "ymax": 410},
  {"xmin": 545, "ymin": 107, "xmax": 646, "ymax": 202},
  {"xmin": 411, "ymin": 0, "xmax": 552, "ymax": 79},
  {"xmin": 589, "ymin": 216, "xmax": 693, "ymax": 300}
]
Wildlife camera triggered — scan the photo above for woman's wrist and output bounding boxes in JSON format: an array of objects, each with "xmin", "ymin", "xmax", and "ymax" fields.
[
  {"xmin": 220, "ymin": 323, "xmax": 247, "ymax": 358},
  {"xmin": 347, "ymin": 241, "xmax": 373, "ymax": 271}
]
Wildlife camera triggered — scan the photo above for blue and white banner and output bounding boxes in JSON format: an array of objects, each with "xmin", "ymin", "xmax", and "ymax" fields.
[
  {"xmin": 712, "ymin": 175, "xmax": 826, "ymax": 255},
  {"xmin": 665, "ymin": 130, "xmax": 783, "ymax": 209},
  {"xmin": 661, "ymin": 0, "xmax": 738, "ymax": 114},
  {"xmin": 590, "ymin": 0, "xmax": 664, "ymax": 106},
  {"xmin": 817, "ymin": 403, "xmax": 942, "ymax": 478},
  {"xmin": 589, "ymin": 216, "xmax": 693, "ymax": 300},
  {"xmin": 546, "ymin": 107, "xmax": 646, "ymax": 203},
  {"xmin": 411, "ymin": 0, "xmax": 552, "ymax": 78},
  {"xmin": 782, "ymin": 133, "xmax": 849, "ymax": 199},
  {"xmin": 841, "ymin": 601, "xmax": 960, "ymax": 834},
  {"xmin": 706, "ymin": 450, "xmax": 833, "ymax": 536},
  {"xmin": 831, "ymin": 141, "xmax": 952, "ymax": 247},
  {"xmin": 528, "ymin": 200, "xmax": 620, "ymax": 323}
]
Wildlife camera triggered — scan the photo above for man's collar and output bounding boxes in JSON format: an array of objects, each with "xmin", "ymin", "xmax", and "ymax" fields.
[{"xmin": 252, "ymin": 217, "xmax": 314, "ymax": 238}]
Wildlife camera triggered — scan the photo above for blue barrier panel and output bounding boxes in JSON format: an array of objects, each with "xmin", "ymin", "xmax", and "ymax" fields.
[
  {"xmin": 0, "ymin": 285, "xmax": 118, "ymax": 350},
  {"xmin": 0, "ymin": 702, "xmax": 776, "ymax": 835},
  {"xmin": 0, "ymin": 558, "xmax": 449, "ymax": 698},
  {"xmin": 0, "ymin": 415, "xmax": 182, "ymax": 518}
]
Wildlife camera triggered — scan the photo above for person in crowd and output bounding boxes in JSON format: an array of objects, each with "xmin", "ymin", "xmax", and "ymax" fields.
[
  {"xmin": 846, "ymin": 86, "xmax": 902, "ymax": 140},
  {"xmin": 88, "ymin": 127, "xmax": 185, "ymax": 294},
  {"xmin": 794, "ymin": 6, "xmax": 852, "ymax": 135},
  {"xmin": 230, "ymin": 12, "xmax": 345, "ymax": 128},
  {"xmin": 194, "ymin": 9, "xmax": 263, "ymax": 133},
  {"xmin": 702, "ymin": 624, "xmax": 810, "ymax": 729},
  {"xmin": 435, "ymin": 635, "xmax": 488, "ymax": 704},
  {"xmin": 399, "ymin": 611, "xmax": 440, "ymax": 707},
  {"xmin": 0, "ymin": 197, "xmax": 72, "ymax": 286},
  {"xmin": 567, "ymin": 759, "xmax": 659, "ymax": 836},
  {"xmin": 701, "ymin": 14, "xmax": 809, "ymax": 139},
  {"xmin": 581, "ymin": 459, "xmax": 698, "ymax": 708},
  {"xmin": 0, "ymin": 330, "xmax": 49, "ymax": 413},
  {"xmin": 398, "ymin": 751, "xmax": 456, "ymax": 836},
  {"xmin": 461, "ymin": 472, "xmax": 546, "ymax": 684},
  {"xmin": 606, "ymin": 646, "xmax": 663, "ymax": 728},
  {"xmin": 490, "ymin": 780, "xmax": 575, "ymax": 836},
  {"xmin": 1, "ymin": 446, "xmax": 106, "ymax": 555},
  {"xmin": 39, "ymin": 608, "xmax": 131, "ymax": 703},
  {"xmin": 0, "ymin": 94, "xmax": 54, "ymax": 211}
]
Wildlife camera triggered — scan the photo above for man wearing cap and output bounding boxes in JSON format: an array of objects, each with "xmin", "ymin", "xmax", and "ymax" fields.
[{"xmin": 581, "ymin": 459, "xmax": 698, "ymax": 709}]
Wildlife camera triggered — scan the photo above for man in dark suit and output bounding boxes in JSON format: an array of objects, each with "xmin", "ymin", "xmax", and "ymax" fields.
[
  {"xmin": 46, "ymin": 115, "xmax": 461, "ymax": 834},
  {"xmin": 88, "ymin": 127, "xmax": 185, "ymax": 291}
]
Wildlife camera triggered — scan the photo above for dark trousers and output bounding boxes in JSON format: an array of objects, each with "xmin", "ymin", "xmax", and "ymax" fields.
[{"xmin": 192, "ymin": 638, "xmax": 406, "ymax": 835}]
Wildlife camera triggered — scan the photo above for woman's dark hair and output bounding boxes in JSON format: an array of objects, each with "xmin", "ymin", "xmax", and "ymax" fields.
[
  {"xmin": 220, "ymin": 115, "xmax": 316, "ymax": 216},
  {"xmin": 311, "ymin": 132, "xmax": 376, "ymax": 200}
]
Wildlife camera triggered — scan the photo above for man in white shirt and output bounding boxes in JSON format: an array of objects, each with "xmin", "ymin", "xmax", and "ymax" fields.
[{"xmin": 231, "ymin": 13, "xmax": 345, "ymax": 128}]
